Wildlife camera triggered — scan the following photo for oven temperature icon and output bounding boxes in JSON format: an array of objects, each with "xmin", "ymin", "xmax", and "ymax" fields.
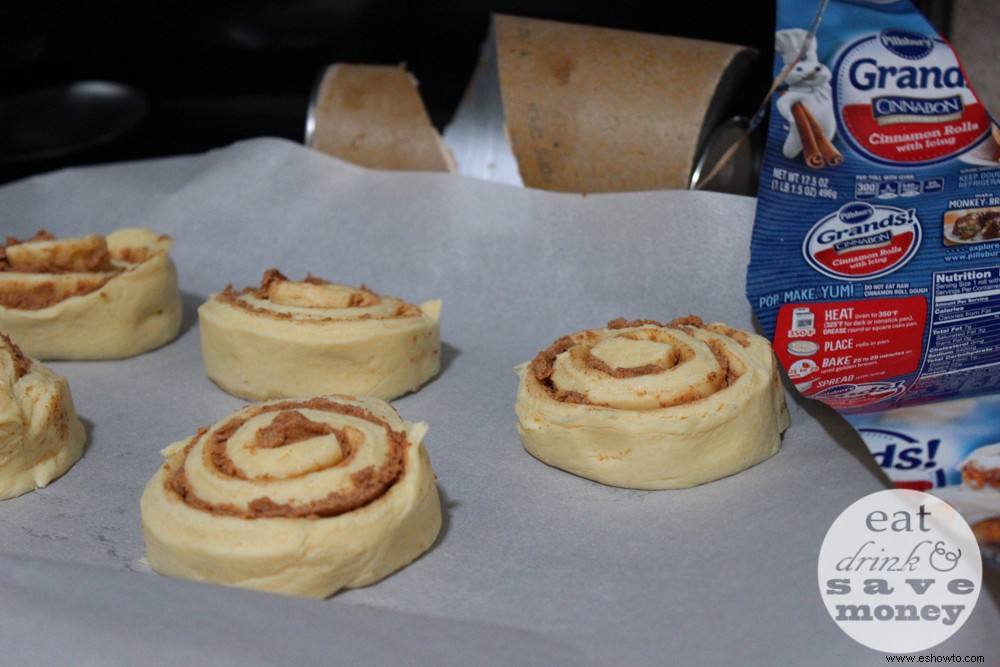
[{"xmin": 789, "ymin": 306, "xmax": 816, "ymax": 337}]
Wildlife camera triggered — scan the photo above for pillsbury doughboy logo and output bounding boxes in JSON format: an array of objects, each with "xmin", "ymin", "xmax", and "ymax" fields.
[
  {"xmin": 803, "ymin": 202, "xmax": 921, "ymax": 280},
  {"xmin": 834, "ymin": 28, "xmax": 990, "ymax": 164}
]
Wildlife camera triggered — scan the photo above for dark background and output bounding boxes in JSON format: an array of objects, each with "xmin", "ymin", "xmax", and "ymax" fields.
[{"xmin": 0, "ymin": 0, "xmax": 954, "ymax": 185}]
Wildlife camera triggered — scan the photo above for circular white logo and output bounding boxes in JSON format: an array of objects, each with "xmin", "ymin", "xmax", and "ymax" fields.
[
  {"xmin": 802, "ymin": 203, "xmax": 921, "ymax": 281},
  {"xmin": 817, "ymin": 489, "xmax": 982, "ymax": 653},
  {"xmin": 834, "ymin": 31, "xmax": 989, "ymax": 165}
]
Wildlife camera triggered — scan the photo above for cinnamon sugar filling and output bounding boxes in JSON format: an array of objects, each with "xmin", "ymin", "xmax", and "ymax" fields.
[
  {"xmin": 217, "ymin": 268, "xmax": 422, "ymax": 321},
  {"xmin": 584, "ymin": 355, "xmax": 664, "ymax": 378},
  {"xmin": 0, "ymin": 230, "xmax": 156, "ymax": 309},
  {"xmin": 1, "ymin": 332, "xmax": 32, "ymax": 380},
  {"xmin": 255, "ymin": 410, "xmax": 340, "ymax": 449},
  {"xmin": 531, "ymin": 317, "xmax": 745, "ymax": 406},
  {"xmin": 2, "ymin": 231, "xmax": 113, "ymax": 274},
  {"xmin": 165, "ymin": 397, "xmax": 409, "ymax": 519},
  {"xmin": 0, "ymin": 273, "xmax": 119, "ymax": 310}
]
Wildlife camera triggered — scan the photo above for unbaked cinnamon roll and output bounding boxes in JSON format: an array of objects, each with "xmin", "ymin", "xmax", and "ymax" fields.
[
  {"xmin": 515, "ymin": 316, "xmax": 790, "ymax": 489},
  {"xmin": 140, "ymin": 394, "xmax": 442, "ymax": 598},
  {"xmin": 0, "ymin": 228, "xmax": 182, "ymax": 359},
  {"xmin": 198, "ymin": 269, "xmax": 441, "ymax": 400},
  {"xmin": 0, "ymin": 333, "xmax": 86, "ymax": 499}
]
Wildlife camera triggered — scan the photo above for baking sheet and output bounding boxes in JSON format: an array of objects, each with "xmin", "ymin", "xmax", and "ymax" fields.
[{"xmin": 0, "ymin": 138, "xmax": 996, "ymax": 665}]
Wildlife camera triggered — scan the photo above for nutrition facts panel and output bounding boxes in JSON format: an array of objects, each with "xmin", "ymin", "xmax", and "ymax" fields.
[{"xmin": 914, "ymin": 266, "xmax": 1000, "ymax": 397}]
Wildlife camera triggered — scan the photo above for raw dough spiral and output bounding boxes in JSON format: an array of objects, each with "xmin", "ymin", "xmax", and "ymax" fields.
[
  {"xmin": 0, "ymin": 228, "xmax": 182, "ymax": 359},
  {"xmin": 198, "ymin": 269, "xmax": 441, "ymax": 401},
  {"xmin": 140, "ymin": 394, "xmax": 442, "ymax": 598},
  {"xmin": 0, "ymin": 333, "xmax": 86, "ymax": 499},
  {"xmin": 515, "ymin": 317, "xmax": 790, "ymax": 489}
]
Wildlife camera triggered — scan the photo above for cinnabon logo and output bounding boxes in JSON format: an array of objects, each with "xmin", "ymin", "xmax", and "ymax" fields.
[
  {"xmin": 872, "ymin": 94, "xmax": 964, "ymax": 125},
  {"xmin": 804, "ymin": 203, "xmax": 921, "ymax": 280}
]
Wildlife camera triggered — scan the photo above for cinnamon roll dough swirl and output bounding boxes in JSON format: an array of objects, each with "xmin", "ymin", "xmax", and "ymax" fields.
[
  {"xmin": 140, "ymin": 394, "xmax": 442, "ymax": 598},
  {"xmin": 0, "ymin": 228, "xmax": 182, "ymax": 359},
  {"xmin": 198, "ymin": 270, "xmax": 441, "ymax": 401},
  {"xmin": 515, "ymin": 317, "xmax": 790, "ymax": 489},
  {"xmin": 0, "ymin": 333, "xmax": 86, "ymax": 499}
]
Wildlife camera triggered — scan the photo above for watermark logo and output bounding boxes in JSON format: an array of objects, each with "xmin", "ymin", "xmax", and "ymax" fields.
[{"xmin": 817, "ymin": 489, "xmax": 981, "ymax": 653}]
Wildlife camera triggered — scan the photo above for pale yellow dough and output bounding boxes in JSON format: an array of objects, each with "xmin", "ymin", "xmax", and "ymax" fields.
[
  {"xmin": 515, "ymin": 317, "xmax": 790, "ymax": 489},
  {"xmin": 0, "ymin": 334, "xmax": 86, "ymax": 500},
  {"xmin": 140, "ymin": 394, "xmax": 442, "ymax": 599},
  {"xmin": 198, "ymin": 270, "xmax": 441, "ymax": 401},
  {"xmin": 0, "ymin": 228, "xmax": 182, "ymax": 359}
]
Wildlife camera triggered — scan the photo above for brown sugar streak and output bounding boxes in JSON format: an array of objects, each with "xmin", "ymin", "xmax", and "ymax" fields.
[
  {"xmin": 531, "ymin": 316, "xmax": 745, "ymax": 406},
  {"xmin": 1, "ymin": 332, "xmax": 32, "ymax": 380},
  {"xmin": 0, "ymin": 230, "xmax": 158, "ymax": 309},
  {"xmin": 218, "ymin": 268, "xmax": 422, "ymax": 322},
  {"xmin": 165, "ymin": 397, "xmax": 410, "ymax": 519}
]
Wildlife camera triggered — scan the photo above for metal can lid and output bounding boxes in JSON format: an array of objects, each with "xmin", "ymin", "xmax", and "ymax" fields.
[{"xmin": 689, "ymin": 116, "xmax": 761, "ymax": 196}]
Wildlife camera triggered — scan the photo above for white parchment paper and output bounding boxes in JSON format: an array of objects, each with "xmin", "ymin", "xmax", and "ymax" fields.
[{"xmin": 0, "ymin": 138, "xmax": 996, "ymax": 665}]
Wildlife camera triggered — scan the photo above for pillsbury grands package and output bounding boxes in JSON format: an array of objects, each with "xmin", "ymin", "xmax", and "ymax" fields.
[{"xmin": 747, "ymin": 0, "xmax": 1000, "ymax": 554}]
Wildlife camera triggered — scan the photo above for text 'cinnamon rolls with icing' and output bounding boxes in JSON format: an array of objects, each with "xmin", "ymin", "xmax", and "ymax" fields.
[
  {"xmin": 198, "ymin": 270, "xmax": 441, "ymax": 401},
  {"xmin": 140, "ymin": 394, "xmax": 442, "ymax": 598},
  {"xmin": 0, "ymin": 333, "xmax": 85, "ymax": 499},
  {"xmin": 515, "ymin": 317, "xmax": 790, "ymax": 489},
  {"xmin": 0, "ymin": 228, "xmax": 182, "ymax": 359}
]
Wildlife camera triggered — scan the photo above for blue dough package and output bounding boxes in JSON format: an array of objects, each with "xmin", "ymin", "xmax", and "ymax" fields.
[{"xmin": 747, "ymin": 0, "xmax": 1000, "ymax": 552}]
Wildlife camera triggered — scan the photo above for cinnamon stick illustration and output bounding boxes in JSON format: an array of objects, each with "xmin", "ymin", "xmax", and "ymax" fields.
[
  {"xmin": 792, "ymin": 102, "xmax": 843, "ymax": 167},
  {"xmin": 792, "ymin": 103, "xmax": 824, "ymax": 168}
]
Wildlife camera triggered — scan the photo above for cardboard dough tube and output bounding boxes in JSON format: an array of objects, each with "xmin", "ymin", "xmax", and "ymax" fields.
[
  {"xmin": 495, "ymin": 14, "xmax": 754, "ymax": 193},
  {"xmin": 306, "ymin": 64, "xmax": 457, "ymax": 173}
]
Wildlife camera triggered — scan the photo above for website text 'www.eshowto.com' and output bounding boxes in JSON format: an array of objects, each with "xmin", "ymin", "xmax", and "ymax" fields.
[{"xmin": 885, "ymin": 655, "xmax": 985, "ymax": 663}]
